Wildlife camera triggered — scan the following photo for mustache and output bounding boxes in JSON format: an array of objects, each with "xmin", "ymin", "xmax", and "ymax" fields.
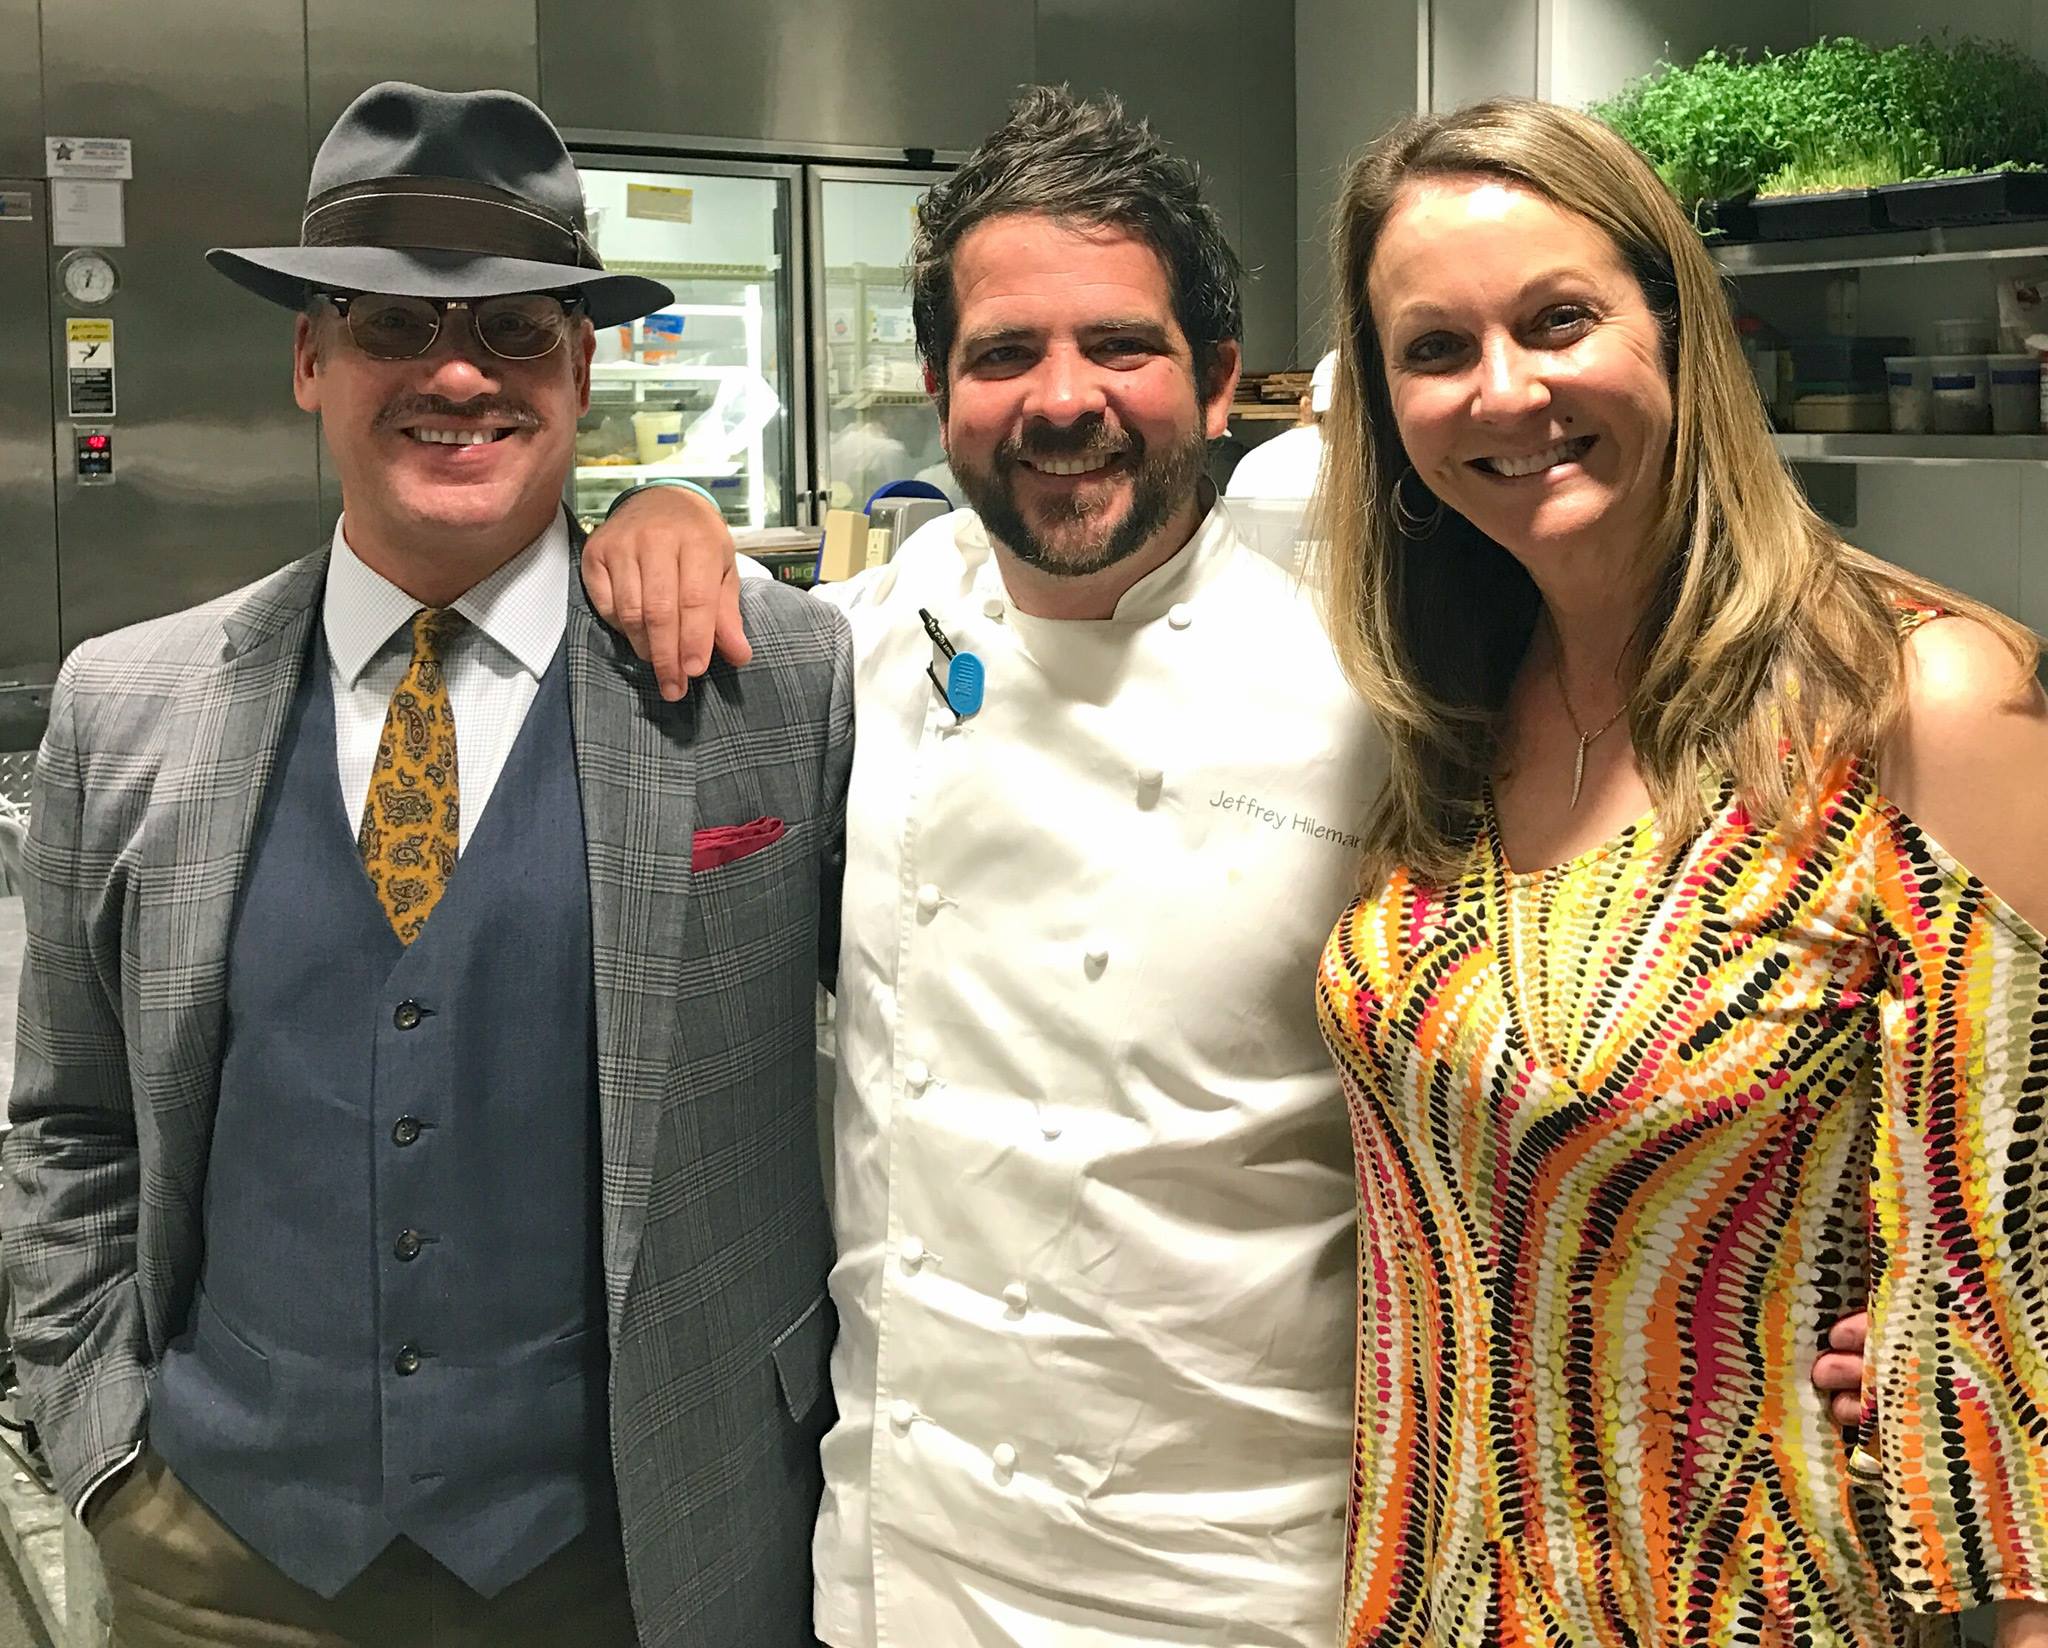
[
  {"xmin": 375, "ymin": 394, "xmax": 542, "ymax": 432},
  {"xmin": 999, "ymin": 420, "xmax": 1138, "ymax": 467}
]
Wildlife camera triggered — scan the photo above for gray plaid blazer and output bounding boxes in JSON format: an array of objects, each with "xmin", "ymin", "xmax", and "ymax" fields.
[{"xmin": 1, "ymin": 540, "xmax": 852, "ymax": 1647}]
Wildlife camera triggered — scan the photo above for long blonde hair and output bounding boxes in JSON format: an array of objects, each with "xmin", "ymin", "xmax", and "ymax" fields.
[{"xmin": 1316, "ymin": 98, "xmax": 2037, "ymax": 886}]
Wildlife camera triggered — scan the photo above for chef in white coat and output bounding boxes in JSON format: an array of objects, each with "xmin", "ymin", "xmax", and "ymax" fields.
[
  {"xmin": 1223, "ymin": 350, "xmax": 1337, "ymax": 502},
  {"xmin": 587, "ymin": 87, "xmax": 1384, "ymax": 1648}
]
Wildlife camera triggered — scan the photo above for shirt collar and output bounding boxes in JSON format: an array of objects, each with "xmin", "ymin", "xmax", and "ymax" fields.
[
  {"xmin": 323, "ymin": 510, "xmax": 570, "ymax": 686},
  {"xmin": 1108, "ymin": 481, "xmax": 1236, "ymax": 621},
  {"xmin": 963, "ymin": 481, "xmax": 1237, "ymax": 624}
]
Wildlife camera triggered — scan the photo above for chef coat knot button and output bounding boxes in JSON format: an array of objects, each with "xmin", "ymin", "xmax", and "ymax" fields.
[
  {"xmin": 890, "ymin": 1400, "xmax": 915, "ymax": 1434},
  {"xmin": 900, "ymin": 1235, "xmax": 927, "ymax": 1273},
  {"xmin": 1135, "ymin": 767, "xmax": 1164, "ymax": 808},
  {"xmin": 982, "ymin": 596, "xmax": 1005, "ymax": 621},
  {"xmin": 1084, "ymin": 942, "xmax": 1110, "ymax": 977},
  {"xmin": 916, "ymin": 883, "xmax": 943, "ymax": 921},
  {"xmin": 904, "ymin": 1059, "xmax": 931, "ymax": 1094},
  {"xmin": 1167, "ymin": 602, "xmax": 1193, "ymax": 630},
  {"xmin": 1039, "ymin": 1115, "xmax": 1063, "ymax": 1141},
  {"xmin": 991, "ymin": 1442, "xmax": 1018, "ymax": 1478},
  {"xmin": 1002, "ymin": 1281, "xmax": 1029, "ymax": 1317}
]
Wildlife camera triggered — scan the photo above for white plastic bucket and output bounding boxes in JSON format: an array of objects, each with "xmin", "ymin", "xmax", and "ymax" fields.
[
  {"xmin": 1928, "ymin": 355, "xmax": 1991, "ymax": 434},
  {"xmin": 1987, "ymin": 353, "xmax": 2041, "ymax": 434},
  {"xmin": 1934, "ymin": 317, "xmax": 1996, "ymax": 354},
  {"xmin": 1884, "ymin": 356, "xmax": 1932, "ymax": 433},
  {"xmin": 631, "ymin": 409, "xmax": 685, "ymax": 464}
]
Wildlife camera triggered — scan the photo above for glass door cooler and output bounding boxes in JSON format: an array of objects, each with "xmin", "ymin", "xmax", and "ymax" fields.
[{"xmin": 570, "ymin": 159, "xmax": 803, "ymax": 531}]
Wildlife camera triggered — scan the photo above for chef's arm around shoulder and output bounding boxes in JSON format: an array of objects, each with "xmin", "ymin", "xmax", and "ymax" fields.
[
  {"xmin": 1869, "ymin": 615, "xmax": 2048, "ymax": 1642},
  {"xmin": 583, "ymin": 479, "xmax": 752, "ymax": 700},
  {"xmin": 0, "ymin": 662, "xmax": 153, "ymax": 1515}
]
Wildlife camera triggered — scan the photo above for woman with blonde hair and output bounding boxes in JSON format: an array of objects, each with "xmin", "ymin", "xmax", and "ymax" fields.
[{"xmin": 1314, "ymin": 98, "xmax": 2048, "ymax": 1646}]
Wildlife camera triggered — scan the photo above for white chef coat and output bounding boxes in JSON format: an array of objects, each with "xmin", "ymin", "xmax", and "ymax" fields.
[
  {"xmin": 1222, "ymin": 424, "xmax": 1327, "ymax": 502},
  {"xmin": 811, "ymin": 498, "xmax": 1387, "ymax": 1648}
]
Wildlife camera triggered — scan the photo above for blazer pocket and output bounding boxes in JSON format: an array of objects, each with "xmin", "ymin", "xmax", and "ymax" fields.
[
  {"xmin": 769, "ymin": 1291, "xmax": 834, "ymax": 1423},
  {"xmin": 692, "ymin": 816, "xmax": 786, "ymax": 873}
]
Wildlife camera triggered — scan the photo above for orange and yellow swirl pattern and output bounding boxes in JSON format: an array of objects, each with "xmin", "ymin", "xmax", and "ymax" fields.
[
  {"xmin": 357, "ymin": 607, "xmax": 462, "ymax": 944},
  {"xmin": 1318, "ymin": 759, "xmax": 2048, "ymax": 1646}
]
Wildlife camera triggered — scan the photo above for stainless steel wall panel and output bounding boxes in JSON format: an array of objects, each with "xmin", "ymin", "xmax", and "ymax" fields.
[
  {"xmin": 1431, "ymin": 0, "xmax": 1539, "ymax": 106},
  {"xmin": 1294, "ymin": 0, "xmax": 1423, "ymax": 351},
  {"xmin": 1036, "ymin": 0, "xmax": 1299, "ymax": 371},
  {"xmin": 1232, "ymin": 0, "xmax": 1298, "ymax": 372},
  {"xmin": 308, "ymin": 0, "xmax": 539, "ymax": 137},
  {"xmin": 0, "ymin": 0, "xmax": 43, "ymax": 175},
  {"xmin": 0, "ymin": 180, "xmax": 59, "ymax": 683},
  {"xmin": 538, "ymin": 0, "xmax": 1032, "ymax": 157},
  {"xmin": 40, "ymin": 0, "xmax": 319, "ymax": 651}
]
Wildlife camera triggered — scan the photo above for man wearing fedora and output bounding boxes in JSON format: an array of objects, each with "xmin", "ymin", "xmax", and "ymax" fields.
[{"xmin": 1, "ymin": 82, "xmax": 846, "ymax": 1648}]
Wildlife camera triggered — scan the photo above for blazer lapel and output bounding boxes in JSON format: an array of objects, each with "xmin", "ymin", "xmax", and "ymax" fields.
[
  {"xmin": 133, "ymin": 553, "xmax": 324, "ymax": 1214},
  {"xmin": 566, "ymin": 573, "xmax": 698, "ymax": 1332}
]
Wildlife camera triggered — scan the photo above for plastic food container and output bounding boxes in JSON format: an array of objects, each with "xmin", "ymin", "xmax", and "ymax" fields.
[
  {"xmin": 632, "ymin": 409, "xmax": 686, "ymax": 464},
  {"xmin": 1928, "ymin": 355, "xmax": 1992, "ymax": 433},
  {"xmin": 1884, "ymin": 356, "xmax": 1932, "ymax": 433},
  {"xmin": 1791, "ymin": 393, "xmax": 1889, "ymax": 433},
  {"xmin": 1987, "ymin": 353, "xmax": 2042, "ymax": 434},
  {"xmin": 1933, "ymin": 317, "xmax": 1997, "ymax": 354}
]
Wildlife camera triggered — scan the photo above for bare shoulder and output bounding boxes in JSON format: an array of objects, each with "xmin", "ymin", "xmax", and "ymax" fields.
[{"xmin": 1879, "ymin": 613, "xmax": 2048, "ymax": 927}]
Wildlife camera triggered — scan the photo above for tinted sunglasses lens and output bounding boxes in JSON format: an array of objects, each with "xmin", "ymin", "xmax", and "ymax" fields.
[
  {"xmin": 473, "ymin": 295, "xmax": 570, "ymax": 360},
  {"xmin": 345, "ymin": 295, "xmax": 440, "ymax": 359}
]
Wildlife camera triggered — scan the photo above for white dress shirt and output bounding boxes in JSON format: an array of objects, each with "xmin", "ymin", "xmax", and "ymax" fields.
[
  {"xmin": 324, "ymin": 512, "xmax": 570, "ymax": 850},
  {"xmin": 810, "ymin": 501, "xmax": 1388, "ymax": 1648}
]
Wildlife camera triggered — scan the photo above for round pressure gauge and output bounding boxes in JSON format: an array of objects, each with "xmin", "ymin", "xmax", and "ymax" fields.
[{"xmin": 59, "ymin": 249, "xmax": 118, "ymax": 305}]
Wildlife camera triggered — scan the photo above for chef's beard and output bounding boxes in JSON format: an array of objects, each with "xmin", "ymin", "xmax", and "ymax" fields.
[{"xmin": 948, "ymin": 419, "xmax": 1208, "ymax": 580}]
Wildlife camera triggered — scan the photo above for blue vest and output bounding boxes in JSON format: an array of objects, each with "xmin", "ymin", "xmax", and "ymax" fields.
[{"xmin": 150, "ymin": 628, "xmax": 612, "ymax": 1599}]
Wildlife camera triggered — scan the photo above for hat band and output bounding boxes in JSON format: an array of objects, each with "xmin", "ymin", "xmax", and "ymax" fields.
[{"xmin": 301, "ymin": 177, "xmax": 601, "ymax": 271}]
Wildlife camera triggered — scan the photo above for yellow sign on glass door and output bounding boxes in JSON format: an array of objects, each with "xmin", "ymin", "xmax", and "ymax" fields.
[{"xmin": 626, "ymin": 183, "xmax": 694, "ymax": 224}]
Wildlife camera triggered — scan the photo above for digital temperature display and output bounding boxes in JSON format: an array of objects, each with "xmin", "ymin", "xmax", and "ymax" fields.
[{"xmin": 75, "ymin": 427, "xmax": 114, "ymax": 483}]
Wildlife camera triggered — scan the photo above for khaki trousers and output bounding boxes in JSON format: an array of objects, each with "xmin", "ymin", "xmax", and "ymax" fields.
[{"xmin": 93, "ymin": 1452, "xmax": 640, "ymax": 1648}]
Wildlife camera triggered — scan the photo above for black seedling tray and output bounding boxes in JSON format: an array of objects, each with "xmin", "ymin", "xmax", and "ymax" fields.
[
  {"xmin": 1696, "ymin": 195, "xmax": 1761, "ymax": 244},
  {"xmin": 1752, "ymin": 189, "xmax": 1887, "ymax": 240},
  {"xmin": 1876, "ymin": 172, "xmax": 2048, "ymax": 229}
]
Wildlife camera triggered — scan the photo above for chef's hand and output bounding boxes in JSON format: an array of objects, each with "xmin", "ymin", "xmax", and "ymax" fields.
[
  {"xmin": 582, "ymin": 485, "xmax": 753, "ymax": 700},
  {"xmin": 1811, "ymin": 1310, "xmax": 1868, "ymax": 1430}
]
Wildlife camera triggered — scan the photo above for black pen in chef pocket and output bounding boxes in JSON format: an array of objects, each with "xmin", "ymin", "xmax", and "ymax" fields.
[{"xmin": 919, "ymin": 608, "xmax": 985, "ymax": 720}]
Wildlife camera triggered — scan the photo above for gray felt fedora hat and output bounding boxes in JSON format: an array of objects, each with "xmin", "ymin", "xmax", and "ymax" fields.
[{"xmin": 208, "ymin": 81, "xmax": 672, "ymax": 328}]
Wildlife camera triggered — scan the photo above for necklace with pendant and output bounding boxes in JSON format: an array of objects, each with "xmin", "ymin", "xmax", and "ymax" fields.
[{"xmin": 1545, "ymin": 615, "xmax": 1628, "ymax": 808}]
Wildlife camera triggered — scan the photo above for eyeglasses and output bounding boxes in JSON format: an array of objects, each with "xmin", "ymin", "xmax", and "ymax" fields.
[{"xmin": 320, "ymin": 291, "xmax": 584, "ymax": 362}]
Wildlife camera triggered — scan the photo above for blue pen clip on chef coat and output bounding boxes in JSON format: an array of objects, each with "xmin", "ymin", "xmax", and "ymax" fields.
[{"xmin": 918, "ymin": 607, "xmax": 985, "ymax": 720}]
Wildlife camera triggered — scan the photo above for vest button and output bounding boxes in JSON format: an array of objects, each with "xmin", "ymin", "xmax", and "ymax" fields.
[
  {"xmin": 394, "ymin": 1344, "xmax": 421, "ymax": 1376},
  {"xmin": 394, "ymin": 1230, "xmax": 423, "ymax": 1262},
  {"xmin": 393, "ymin": 1000, "xmax": 424, "ymax": 1031},
  {"xmin": 392, "ymin": 1117, "xmax": 422, "ymax": 1147}
]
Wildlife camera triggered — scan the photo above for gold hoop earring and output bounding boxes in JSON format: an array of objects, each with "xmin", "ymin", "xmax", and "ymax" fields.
[{"xmin": 1390, "ymin": 465, "xmax": 1444, "ymax": 538}]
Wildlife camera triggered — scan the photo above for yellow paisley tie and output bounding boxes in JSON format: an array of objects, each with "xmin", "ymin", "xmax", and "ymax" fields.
[{"xmin": 358, "ymin": 607, "xmax": 462, "ymax": 944}]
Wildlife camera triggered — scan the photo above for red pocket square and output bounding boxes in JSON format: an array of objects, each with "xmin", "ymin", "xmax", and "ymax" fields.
[{"xmin": 691, "ymin": 817, "xmax": 786, "ymax": 872}]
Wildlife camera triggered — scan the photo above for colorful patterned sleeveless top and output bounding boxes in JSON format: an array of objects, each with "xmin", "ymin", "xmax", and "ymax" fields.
[{"xmin": 1317, "ymin": 710, "xmax": 2048, "ymax": 1643}]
